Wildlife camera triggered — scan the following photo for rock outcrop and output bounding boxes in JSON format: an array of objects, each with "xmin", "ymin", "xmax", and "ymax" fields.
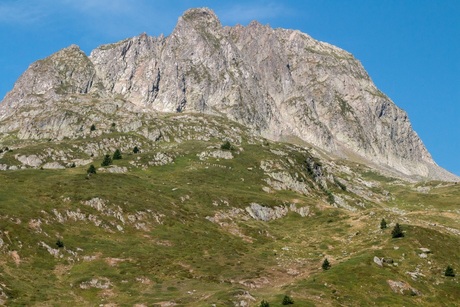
[{"xmin": 0, "ymin": 8, "xmax": 457, "ymax": 181}]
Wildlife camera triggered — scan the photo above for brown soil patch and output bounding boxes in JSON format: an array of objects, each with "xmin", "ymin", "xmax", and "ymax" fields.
[
  {"xmin": 104, "ymin": 257, "xmax": 129, "ymax": 267},
  {"xmin": 10, "ymin": 251, "xmax": 20, "ymax": 266}
]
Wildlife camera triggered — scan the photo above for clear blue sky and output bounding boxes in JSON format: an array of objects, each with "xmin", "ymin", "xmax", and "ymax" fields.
[{"xmin": 0, "ymin": 0, "xmax": 459, "ymax": 175}]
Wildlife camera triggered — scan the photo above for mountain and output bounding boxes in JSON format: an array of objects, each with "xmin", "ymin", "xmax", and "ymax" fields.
[
  {"xmin": 0, "ymin": 8, "xmax": 459, "ymax": 306},
  {"xmin": 0, "ymin": 8, "xmax": 456, "ymax": 181}
]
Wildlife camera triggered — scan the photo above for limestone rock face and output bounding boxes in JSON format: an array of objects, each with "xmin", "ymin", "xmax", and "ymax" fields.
[{"xmin": 0, "ymin": 8, "xmax": 457, "ymax": 181}]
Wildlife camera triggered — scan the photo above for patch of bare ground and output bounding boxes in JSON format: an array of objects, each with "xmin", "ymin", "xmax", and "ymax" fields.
[
  {"xmin": 9, "ymin": 251, "xmax": 20, "ymax": 266},
  {"xmin": 104, "ymin": 257, "xmax": 130, "ymax": 266},
  {"xmin": 54, "ymin": 264, "xmax": 72, "ymax": 277}
]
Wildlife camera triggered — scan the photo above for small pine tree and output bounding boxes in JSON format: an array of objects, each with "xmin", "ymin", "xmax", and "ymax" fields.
[
  {"xmin": 322, "ymin": 258, "xmax": 331, "ymax": 270},
  {"xmin": 56, "ymin": 240, "xmax": 64, "ymax": 248},
  {"xmin": 221, "ymin": 140, "xmax": 232, "ymax": 151},
  {"xmin": 380, "ymin": 218, "xmax": 387, "ymax": 229},
  {"xmin": 113, "ymin": 149, "xmax": 122, "ymax": 160},
  {"xmin": 101, "ymin": 154, "xmax": 112, "ymax": 167},
  {"xmin": 391, "ymin": 223, "xmax": 404, "ymax": 238},
  {"xmin": 133, "ymin": 146, "xmax": 140, "ymax": 154},
  {"xmin": 282, "ymin": 295, "xmax": 294, "ymax": 305},
  {"xmin": 260, "ymin": 300, "xmax": 270, "ymax": 307},
  {"xmin": 87, "ymin": 164, "xmax": 96, "ymax": 174},
  {"xmin": 90, "ymin": 124, "xmax": 96, "ymax": 131},
  {"xmin": 445, "ymin": 265, "xmax": 455, "ymax": 277}
]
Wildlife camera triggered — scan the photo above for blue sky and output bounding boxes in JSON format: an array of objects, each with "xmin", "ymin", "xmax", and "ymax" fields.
[{"xmin": 0, "ymin": 0, "xmax": 459, "ymax": 175}]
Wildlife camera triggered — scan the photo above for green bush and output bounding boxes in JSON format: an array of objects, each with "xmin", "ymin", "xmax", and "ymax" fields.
[
  {"xmin": 133, "ymin": 146, "xmax": 140, "ymax": 154},
  {"xmin": 56, "ymin": 240, "xmax": 64, "ymax": 248},
  {"xmin": 326, "ymin": 190, "xmax": 335, "ymax": 204},
  {"xmin": 221, "ymin": 141, "xmax": 232, "ymax": 151},
  {"xmin": 260, "ymin": 300, "xmax": 269, "ymax": 307},
  {"xmin": 282, "ymin": 295, "xmax": 294, "ymax": 305},
  {"xmin": 445, "ymin": 265, "xmax": 455, "ymax": 277}
]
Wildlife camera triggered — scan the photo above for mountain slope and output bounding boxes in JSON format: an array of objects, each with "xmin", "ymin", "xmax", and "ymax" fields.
[
  {"xmin": 0, "ymin": 112, "xmax": 459, "ymax": 306},
  {"xmin": 0, "ymin": 8, "xmax": 456, "ymax": 181},
  {"xmin": 0, "ymin": 8, "xmax": 459, "ymax": 304}
]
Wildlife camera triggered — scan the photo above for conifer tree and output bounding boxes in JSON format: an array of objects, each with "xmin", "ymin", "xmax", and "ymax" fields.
[
  {"xmin": 445, "ymin": 265, "xmax": 455, "ymax": 277},
  {"xmin": 391, "ymin": 223, "xmax": 404, "ymax": 238},
  {"xmin": 322, "ymin": 258, "xmax": 331, "ymax": 270},
  {"xmin": 56, "ymin": 240, "xmax": 64, "ymax": 248},
  {"xmin": 380, "ymin": 218, "xmax": 387, "ymax": 229},
  {"xmin": 113, "ymin": 149, "xmax": 122, "ymax": 160},
  {"xmin": 101, "ymin": 154, "xmax": 112, "ymax": 167},
  {"xmin": 87, "ymin": 164, "xmax": 96, "ymax": 174}
]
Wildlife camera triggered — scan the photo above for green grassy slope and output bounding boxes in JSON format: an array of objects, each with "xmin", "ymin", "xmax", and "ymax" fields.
[{"xmin": 0, "ymin": 114, "xmax": 458, "ymax": 306}]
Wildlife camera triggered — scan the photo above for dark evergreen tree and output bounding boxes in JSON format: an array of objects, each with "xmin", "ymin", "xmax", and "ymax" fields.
[
  {"xmin": 221, "ymin": 140, "xmax": 232, "ymax": 150},
  {"xmin": 322, "ymin": 258, "xmax": 331, "ymax": 270},
  {"xmin": 90, "ymin": 124, "xmax": 96, "ymax": 131},
  {"xmin": 56, "ymin": 240, "xmax": 64, "ymax": 248},
  {"xmin": 133, "ymin": 146, "xmax": 140, "ymax": 154},
  {"xmin": 101, "ymin": 154, "xmax": 112, "ymax": 167},
  {"xmin": 391, "ymin": 223, "xmax": 404, "ymax": 238},
  {"xmin": 113, "ymin": 149, "xmax": 122, "ymax": 160},
  {"xmin": 445, "ymin": 265, "xmax": 455, "ymax": 277},
  {"xmin": 87, "ymin": 164, "xmax": 97, "ymax": 174},
  {"xmin": 260, "ymin": 300, "xmax": 270, "ymax": 307},
  {"xmin": 282, "ymin": 295, "xmax": 294, "ymax": 305},
  {"xmin": 380, "ymin": 218, "xmax": 387, "ymax": 229}
]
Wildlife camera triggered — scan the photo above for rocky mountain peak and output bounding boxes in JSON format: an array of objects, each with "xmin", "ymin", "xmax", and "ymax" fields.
[
  {"xmin": 171, "ymin": 7, "xmax": 224, "ymax": 46},
  {"xmin": 0, "ymin": 8, "xmax": 457, "ymax": 181},
  {"xmin": 0, "ymin": 43, "xmax": 95, "ymax": 117},
  {"xmin": 180, "ymin": 7, "xmax": 221, "ymax": 28}
]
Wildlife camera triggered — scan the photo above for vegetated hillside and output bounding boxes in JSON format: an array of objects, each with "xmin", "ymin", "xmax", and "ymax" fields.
[
  {"xmin": 0, "ymin": 7, "xmax": 459, "ymax": 306},
  {"xmin": 0, "ymin": 7, "xmax": 457, "ymax": 181},
  {"xmin": 0, "ymin": 112, "xmax": 459, "ymax": 306}
]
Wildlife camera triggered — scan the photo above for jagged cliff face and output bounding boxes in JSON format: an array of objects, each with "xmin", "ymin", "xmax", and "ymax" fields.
[{"xmin": 0, "ymin": 8, "xmax": 456, "ymax": 181}]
